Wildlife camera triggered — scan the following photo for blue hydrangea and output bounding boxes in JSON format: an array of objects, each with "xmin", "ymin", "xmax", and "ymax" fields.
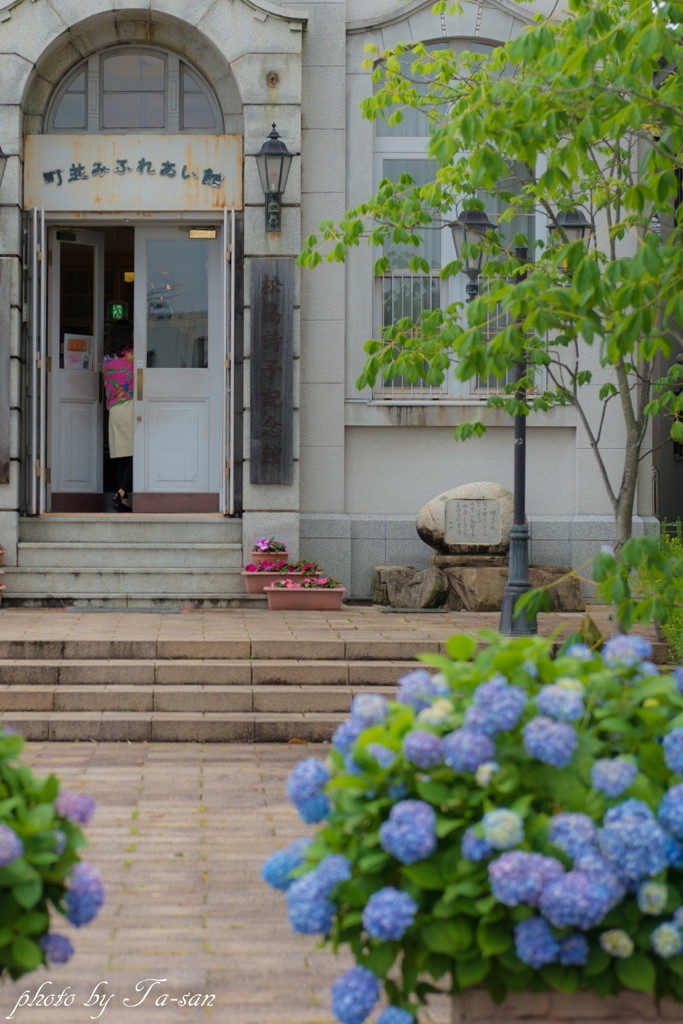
[
  {"xmin": 51, "ymin": 829, "xmax": 67, "ymax": 856},
  {"xmin": 599, "ymin": 808, "xmax": 668, "ymax": 883},
  {"xmin": 65, "ymin": 862, "xmax": 105, "ymax": 927},
  {"xmin": 317, "ymin": 854, "xmax": 352, "ymax": 890},
  {"xmin": 351, "ymin": 694, "xmax": 389, "ymax": 725},
  {"xmin": 664, "ymin": 730, "xmax": 683, "ymax": 776},
  {"xmin": 573, "ymin": 850, "xmax": 626, "ymax": 907},
  {"xmin": 634, "ymin": 660, "xmax": 659, "ymax": 682},
  {"xmin": 488, "ymin": 851, "xmax": 564, "ymax": 907},
  {"xmin": 522, "ymin": 716, "xmax": 578, "ymax": 768},
  {"xmin": 331, "ymin": 966, "xmax": 380, "ymax": 1024},
  {"xmin": 39, "ymin": 933, "xmax": 74, "ymax": 965},
  {"xmin": 651, "ymin": 922, "xmax": 683, "ymax": 959},
  {"xmin": 482, "ymin": 809, "xmax": 524, "ymax": 850},
  {"xmin": 604, "ymin": 798, "xmax": 653, "ymax": 823},
  {"xmin": 513, "ymin": 917, "xmax": 559, "ymax": 968},
  {"xmin": 366, "ymin": 744, "xmax": 397, "ymax": 770},
  {"xmin": 402, "ymin": 730, "xmax": 443, "ymax": 769},
  {"xmin": 55, "ymin": 791, "xmax": 97, "ymax": 825},
  {"xmin": 591, "ymin": 758, "xmax": 638, "ymax": 798},
  {"xmin": 548, "ymin": 813, "xmax": 597, "ymax": 859},
  {"xmin": 376, "ymin": 1008, "xmax": 413, "ymax": 1024},
  {"xmin": 333, "ymin": 717, "xmax": 366, "ymax": 754},
  {"xmin": 664, "ymin": 833, "xmax": 683, "ymax": 868},
  {"xmin": 0, "ymin": 824, "xmax": 23, "ymax": 867},
  {"xmin": 286, "ymin": 758, "xmax": 331, "ymax": 822},
  {"xmin": 565, "ymin": 643, "xmax": 594, "ymax": 660},
  {"xmin": 261, "ymin": 837, "xmax": 312, "ymax": 890},
  {"xmin": 464, "ymin": 676, "xmax": 527, "ymax": 735},
  {"xmin": 442, "ymin": 728, "xmax": 496, "ymax": 773},
  {"xmin": 600, "ymin": 929, "xmax": 634, "ymax": 958},
  {"xmin": 539, "ymin": 870, "xmax": 614, "ymax": 930},
  {"xmin": 637, "ymin": 882, "xmax": 668, "ymax": 915},
  {"xmin": 286, "ymin": 872, "xmax": 335, "ymax": 935},
  {"xmin": 461, "ymin": 827, "xmax": 493, "ymax": 862},
  {"xmin": 536, "ymin": 684, "xmax": 584, "ymax": 722},
  {"xmin": 659, "ymin": 783, "xmax": 683, "ymax": 840},
  {"xmin": 362, "ymin": 886, "xmax": 418, "ymax": 941},
  {"xmin": 297, "ymin": 793, "xmax": 331, "ymax": 824},
  {"xmin": 602, "ymin": 634, "xmax": 653, "ymax": 666},
  {"xmin": 675, "ymin": 667, "xmax": 683, "ymax": 695},
  {"xmin": 559, "ymin": 934, "xmax": 589, "ymax": 965},
  {"xmin": 379, "ymin": 800, "xmax": 437, "ymax": 865},
  {"xmin": 395, "ymin": 670, "xmax": 448, "ymax": 712}
]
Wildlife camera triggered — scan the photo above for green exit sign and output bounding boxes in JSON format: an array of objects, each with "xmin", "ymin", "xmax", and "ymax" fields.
[{"xmin": 108, "ymin": 302, "xmax": 128, "ymax": 320}]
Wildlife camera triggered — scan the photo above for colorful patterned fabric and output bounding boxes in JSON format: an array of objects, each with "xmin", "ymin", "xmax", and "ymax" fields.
[{"xmin": 103, "ymin": 349, "xmax": 134, "ymax": 410}]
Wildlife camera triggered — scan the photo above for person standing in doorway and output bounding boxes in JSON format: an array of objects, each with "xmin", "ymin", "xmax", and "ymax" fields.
[{"xmin": 103, "ymin": 320, "xmax": 134, "ymax": 512}]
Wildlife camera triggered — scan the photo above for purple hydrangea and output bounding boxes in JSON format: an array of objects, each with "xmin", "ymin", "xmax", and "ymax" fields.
[
  {"xmin": 442, "ymin": 728, "xmax": 496, "ymax": 773},
  {"xmin": 488, "ymin": 851, "xmax": 565, "ymax": 907},
  {"xmin": 605, "ymin": 798, "xmax": 654, "ymax": 823},
  {"xmin": 573, "ymin": 850, "xmax": 627, "ymax": 907},
  {"xmin": 599, "ymin": 806, "xmax": 668, "ymax": 882},
  {"xmin": 395, "ymin": 670, "xmax": 448, "ymax": 712},
  {"xmin": 65, "ymin": 862, "xmax": 105, "ymax": 927},
  {"xmin": 39, "ymin": 933, "xmax": 74, "ymax": 965},
  {"xmin": 464, "ymin": 676, "xmax": 527, "ymax": 735},
  {"xmin": 331, "ymin": 966, "xmax": 380, "ymax": 1024},
  {"xmin": 591, "ymin": 758, "xmax": 638, "ymax": 798},
  {"xmin": 602, "ymin": 634, "xmax": 653, "ymax": 666},
  {"xmin": 51, "ymin": 829, "xmax": 67, "ymax": 856},
  {"xmin": 513, "ymin": 917, "xmax": 559, "ymax": 968},
  {"xmin": 333, "ymin": 717, "xmax": 366, "ymax": 754},
  {"xmin": 0, "ymin": 824, "xmax": 23, "ymax": 867},
  {"xmin": 261, "ymin": 837, "xmax": 312, "ymax": 890},
  {"xmin": 522, "ymin": 716, "xmax": 578, "ymax": 768},
  {"xmin": 675, "ymin": 667, "xmax": 683, "ymax": 695},
  {"xmin": 565, "ymin": 643, "xmax": 594, "ymax": 660},
  {"xmin": 548, "ymin": 812, "xmax": 597, "ymax": 859},
  {"xmin": 559, "ymin": 933, "xmax": 589, "ymax": 965},
  {"xmin": 286, "ymin": 758, "xmax": 331, "ymax": 822},
  {"xmin": 536, "ymin": 684, "xmax": 584, "ymax": 722},
  {"xmin": 376, "ymin": 1008, "xmax": 413, "ymax": 1024},
  {"xmin": 664, "ymin": 730, "xmax": 683, "ymax": 776},
  {"xmin": 286, "ymin": 872, "xmax": 335, "ymax": 935},
  {"xmin": 403, "ymin": 730, "xmax": 443, "ymax": 769},
  {"xmin": 366, "ymin": 744, "xmax": 397, "ymax": 770},
  {"xmin": 539, "ymin": 870, "xmax": 614, "ymax": 930},
  {"xmin": 351, "ymin": 694, "xmax": 389, "ymax": 725},
  {"xmin": 362, "ymin": 886, "xmax": 419, "ymax": 941},
  {"xmin": 482, "ymin": 809, "xmax": 524, "ymax": 850},
  {"xmin": 55, "ymin": 791, "xmax": 97, "ymax": 825},
  {"xmin": 659, "ymin": 783, "xmax": 683, "ymax": 840},
  {"xmin": 461, "ymin": 827, "xmax": 493, "ymax": 862},
  {"xmin": 379, "ymin": 800, "xmax": 437, "ymax": 865}
]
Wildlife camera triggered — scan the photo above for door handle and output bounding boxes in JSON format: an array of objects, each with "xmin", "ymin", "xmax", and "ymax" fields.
[{"xmin": 136, "ymin": 368, "xmax": 144, "ymax": 400}]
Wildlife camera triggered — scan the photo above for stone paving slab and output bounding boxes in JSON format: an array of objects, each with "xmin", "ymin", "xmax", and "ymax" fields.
[{"xmin": 6, "ymin": 742, "xmax": 456, "ymax": 1024}]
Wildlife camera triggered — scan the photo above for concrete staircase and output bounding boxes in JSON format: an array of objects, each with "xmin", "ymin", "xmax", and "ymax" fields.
[
  {"xmin": 4, "ymin": 515, "xmax": 251, "ymax": 608},
  {"xmin": 0, "ymin": 635, "xmax": 420, "ymax": 742}
]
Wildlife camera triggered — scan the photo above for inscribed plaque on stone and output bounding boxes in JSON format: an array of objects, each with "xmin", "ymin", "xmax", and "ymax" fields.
[
  {"xmin": 445, "ymin": 499, "xmax": 502, "ymax": 546},
  {"xmin": 250, "ymin": 258, "xmax": 294, "ymax": 484}
]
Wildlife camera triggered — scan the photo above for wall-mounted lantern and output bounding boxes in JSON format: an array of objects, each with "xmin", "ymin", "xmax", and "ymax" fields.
[
  {"xmin": 254, "ymin": 124, "xmax": 295, "ymax": 233},
  {"xmin": 0, "ymin": 146, "xmax": 9, "ymax": 190}
]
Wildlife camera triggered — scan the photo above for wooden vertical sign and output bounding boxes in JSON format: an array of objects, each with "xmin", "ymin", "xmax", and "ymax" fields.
[
  {"xmin": 0, "ymin": 261, "xmax": 10, "ymax": 484},
  {"xmin": 249, "ymin": 258, "xmax": 294, "ymax": 484}
]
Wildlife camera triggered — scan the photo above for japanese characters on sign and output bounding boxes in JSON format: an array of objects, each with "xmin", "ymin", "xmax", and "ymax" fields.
[
  {"xmin": 250, "ymin": 259, "xmax": 294, "ymax": 485},
  {"xmin": 24, "ymin": 135, "xmax": 242, "ymax": 212}
]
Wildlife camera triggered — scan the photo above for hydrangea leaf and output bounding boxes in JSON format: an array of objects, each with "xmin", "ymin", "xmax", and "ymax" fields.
[
  {"xmin": 455, "ymin": 957, "xmax": 490, "ymax": 987},
  {"xmin": 615, "ymin": 953, "xmax": 656, "ymax": 994},
  {"xmin": 476, "ymin": 922, "xmax": 513, "ymax": 957},
  {"xmin": 10, "ymin": 936, "xmax": 42, "ymax": 971},
  {"xmin": 421, "ymin": 918, "xmax": 473, "ymax": 955},
  {"xmin": 445, "ymin": 635, "xmax": 477, "ymax": 662}
]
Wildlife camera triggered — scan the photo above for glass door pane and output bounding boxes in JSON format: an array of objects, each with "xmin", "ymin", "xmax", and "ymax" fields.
[{"xmin": 145, "ymin": 239, "xmax": 209, "ymax": 369}]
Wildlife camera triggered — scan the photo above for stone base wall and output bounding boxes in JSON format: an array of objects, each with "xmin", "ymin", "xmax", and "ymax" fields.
[
  {"xmin": 452, "ymin": 989, "xmax": 680, "ymax": 1024},
  {"xmin": 301, "ymin": 514, "xmax": 660, "ymax": 600}
]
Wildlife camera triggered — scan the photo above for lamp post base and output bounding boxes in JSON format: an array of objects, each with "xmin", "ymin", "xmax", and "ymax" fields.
[{"xmin": 499, "ymin": 523, "xmax": 537, "ymax": 636}]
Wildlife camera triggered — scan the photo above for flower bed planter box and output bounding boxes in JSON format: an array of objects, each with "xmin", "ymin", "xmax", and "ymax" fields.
[
  {"xmin": 249, "ymin": 549, "xmax": 289, "ymax": 567},
  {"xmin": 452, "ymin": 989, "xmax": 674, "ymax": 1024},
  {"xmin": 241, "ymin": 570, "xmax": 315, "ymax": 595},
  {"xmin": 263, "ymin": 586, "xmax": 346, "ymax": 611}
]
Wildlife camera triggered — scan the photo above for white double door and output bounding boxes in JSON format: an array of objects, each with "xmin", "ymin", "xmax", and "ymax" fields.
[{"xmin": 47, "ymin": 224, "xmax": 228, "ymax": 512}]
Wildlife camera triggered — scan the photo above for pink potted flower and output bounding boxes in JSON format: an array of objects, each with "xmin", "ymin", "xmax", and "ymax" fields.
[
  {"xmin": 264, "ymin": 575, "xmax": 346, "ymax": 611},
  {"xmin": 249, "ymin": 537, "xmax": 289, "ymax": 567},
  {"xmin": 241, "ymin": 560, "xmax": 321, "ymax": 595}
]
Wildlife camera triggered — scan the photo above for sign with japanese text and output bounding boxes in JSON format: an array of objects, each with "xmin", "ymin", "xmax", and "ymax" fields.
[
  {"xmin": 24, "ymin": 135, "xmax": 242, "ymax": 212},
  {"xmin": 250, "ymin": 258, "xmax": 294, "ymax": 485}
]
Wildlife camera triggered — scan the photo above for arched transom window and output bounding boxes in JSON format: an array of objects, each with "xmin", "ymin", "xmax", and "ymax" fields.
[{"xmin": 47, "ymin": 47, "xmax": 223, "ymax": 133}]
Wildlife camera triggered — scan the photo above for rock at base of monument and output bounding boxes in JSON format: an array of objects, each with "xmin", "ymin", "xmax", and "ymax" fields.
[
  {"xmin": 430, "ymin": 554, "xmax": 508, "ymax": 568},
  {"xmin": 370, "ymin": 565, "xmax": 447, "ymax": 609},
  {"xmin": 528, "ymin": 565, "xmax": 585, "ymax": 612}
]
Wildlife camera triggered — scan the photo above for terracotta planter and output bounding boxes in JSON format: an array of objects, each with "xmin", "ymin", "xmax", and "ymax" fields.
[
  {"xmin": 242, "ymin": 570, "xmax": 313, "ymax": 595},
  {"xmin": 248, "ymin": 550, "xmax": 289, "ymax": 567},
  {"xmin": 452, "ymin": 988, "xmax": 674, "ymax": 1024},
  {"xmin": 264, "ymin": 586, "xmax": 346, "ymax": 611}
]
